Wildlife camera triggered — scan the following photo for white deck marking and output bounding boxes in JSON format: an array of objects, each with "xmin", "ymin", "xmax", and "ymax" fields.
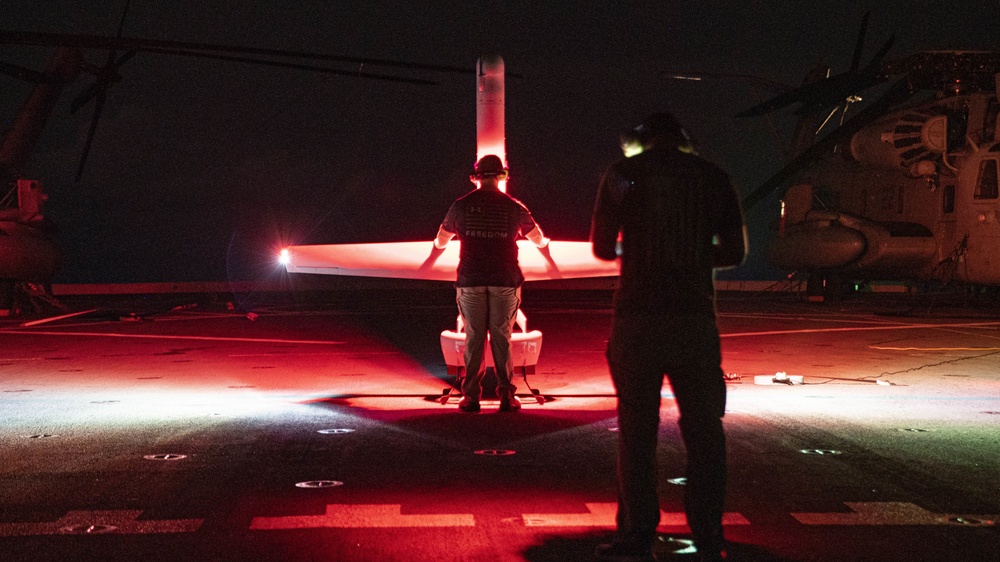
[
  {"xmin": 793, "ymin": 502, "xmax": 997, "ymax": 525},
  {"xmin": 522, "ymin": 503, "xmax": 749, "ymax": 528},
  {"xmin": 0, "ymin": 330, "xmax": 343, "ymax": 345},
  {"xmin": 250, "ymin": 504, "xmax": 475, "ymax": 529},
  {"xmin": 869, "ymin": 345, "xmax": 1000, "ymax": 351},
  {"xmin": 7, "ymin": 503, "xmax": 990, "ymax": 536},
  {"xmin": 721, "ymin": 321, "xmax": 1000, "ymax": 339},
  {"xmin": 0, "ymin": 510, "xmax": 202, "ymax": 536}
]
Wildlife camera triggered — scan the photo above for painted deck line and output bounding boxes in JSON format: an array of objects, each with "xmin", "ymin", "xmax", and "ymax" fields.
[
  {"xmin": 522, "ymin": 503, "xmax": 750, "ymax": 528},
  {"xmin": 0, "ymin": 510, "xmax": 202, "ymax": 536},
  {"xmin": 722, "ymin": 321, "xmax": 1000, "ymax": 338},
  {"xmin": 0, "ymin": 330, "xmax": 344, "ymax": 345},
  {"xmin": 792, "ymin": 502, "xmax": 996, "ymax": 526},
  {"xmin": 250, "ymin": 504, "xmax": 475, "ymax": 529}
]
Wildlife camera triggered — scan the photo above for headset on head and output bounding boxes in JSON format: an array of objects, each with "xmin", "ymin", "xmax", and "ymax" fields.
[
  {"xmin": 621, "ymin": 113, "xmax": 697, "ymax": 157},
  {"xmin": 471, "ymin": 169, "xmax": 509, "ymax": 182}
]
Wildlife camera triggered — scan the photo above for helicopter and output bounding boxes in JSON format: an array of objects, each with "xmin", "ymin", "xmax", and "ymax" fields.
[
  {"xmin": 0, "ymin": 46, "xmax": 80, "ymax": 314},
  {"xmin": 0, "ymin": 19, "xmax": 472, "ymax": 314},
  {"xmin": 736, "ymin": 13, "xmax": 1000, "ymax": 300}
]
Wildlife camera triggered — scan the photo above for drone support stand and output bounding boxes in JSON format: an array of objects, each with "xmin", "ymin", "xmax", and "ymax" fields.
[{"xmin": 439, "ymin": 309, "xmax": 545, "ymax": 405}]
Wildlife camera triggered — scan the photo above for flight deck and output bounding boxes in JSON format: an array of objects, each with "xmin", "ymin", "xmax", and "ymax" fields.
[{"xmin": 1, "ymin": 284, "xmax": 997, "ymax": 561}]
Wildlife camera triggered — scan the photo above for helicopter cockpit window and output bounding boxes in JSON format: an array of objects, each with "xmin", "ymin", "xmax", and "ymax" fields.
[{"xmin": 974, "ymin": 158, "xmax": 998, "ymax": 199}]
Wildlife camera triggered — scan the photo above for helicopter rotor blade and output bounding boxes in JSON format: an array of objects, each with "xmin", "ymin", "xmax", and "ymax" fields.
[
  {"xmin": 849, "ymin": 11, "xmax": 870, "ymax": 72},
  {"xmin": 0, "ymin": 60, "xmax": 52, "ymax": 83},
  {"xmin": 75, "ymin": 87, "xmax": 108, "ymax": 183},
  {"xmin": 801, "ymin": 34, "xmax": 895, "ymax": 119},
  {"xmin": 801, "ymin": 32, "xmax": 895, "ymax": 120},
  {"xmin": 738, "ymin": 12, "xmax": 896, "ymax": 119},
  {"xmin": 71, "ymin": 50, "xmax": 136, "ymax": 113},
  {"xmin": 790, "ymin": 73, "xmax": 883, "ymax": 116},
  {"xmin": 735, "ymin": 77, "xmax": 831, "ymax": 117},
  {"xmin": 69, "ymin": 81, "xmax": 101, "ymax": 115},
  {"xmin": 73, "ymin": 0, "xmax": 129, "ymax": 182},
  {"xmin": 866, "ymin": 33, "xmax": 895, "ymax": 70},
  {"xmin": 115, "ymin": 0, "xmax": 131, "ymax": 37},
  {"xmin": 137, "ymin": 46, "xmax": 439, "ymax": 85},
  {"xmin": 114, "ymin": 49, "xmax": 137, "ymax": 69},
  {"xmin": 660, "ymin": 70, "xmax": 793, "ymax": 95},
  {"xmin": 741, "ymin": 77, "xmax": 914, "ymax": 213},
  {"xmin": 0, "ymin": 29, "xmax": 477, "ymax": 77}
]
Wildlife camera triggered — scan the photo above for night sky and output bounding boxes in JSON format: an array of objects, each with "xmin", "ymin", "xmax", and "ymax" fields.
[{"xmin": 2, "ymin": 1, "xmax": 997, "ymax": 283}]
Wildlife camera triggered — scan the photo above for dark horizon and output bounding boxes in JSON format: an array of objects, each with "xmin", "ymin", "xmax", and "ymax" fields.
[{"xmin": 2, "ymin": 1, "xmax": 996, "ymax": 283}]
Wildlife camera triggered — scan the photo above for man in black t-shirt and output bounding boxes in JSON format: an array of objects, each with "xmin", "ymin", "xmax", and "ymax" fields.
[
  {"xmin": 591, "ymin": 114, "xmax": 747, "ymax": 562},
  {"xmin": 435, "ymin": 155, "xmax": 549, "ymax": 413}
]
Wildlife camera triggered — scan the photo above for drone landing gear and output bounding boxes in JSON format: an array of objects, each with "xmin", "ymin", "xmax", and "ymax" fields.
[
  {"xmin": 439, "ymin": 365, "xmax": 546, "ymax": 406},
  {"xmin": 438, "ymin": 308, "xmax": 546, "ymax": 406}
]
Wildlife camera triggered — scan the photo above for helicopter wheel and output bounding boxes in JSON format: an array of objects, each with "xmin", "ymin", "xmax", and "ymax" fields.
[{"xmin": 0, "ymin": 280, "xmax": 13, "ymax": 316}]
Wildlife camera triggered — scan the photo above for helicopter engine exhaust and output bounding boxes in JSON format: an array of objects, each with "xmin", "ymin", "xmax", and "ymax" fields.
[{"xmin": 848, "ymin": 113, "xmax": 949, "ymax": 171}]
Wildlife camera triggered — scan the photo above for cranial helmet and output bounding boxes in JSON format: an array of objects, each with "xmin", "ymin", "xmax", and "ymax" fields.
[
  {"xmin": 633, "ymin": 112, "xmax": 692, "ymax": 151},
  {"xmin": 472, "ymin": 155, "xmax": 508, "ymax": 179}
]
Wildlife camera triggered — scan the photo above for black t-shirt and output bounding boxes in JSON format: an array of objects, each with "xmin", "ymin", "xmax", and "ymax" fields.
[
  {"xmin": 440, "ymin": 187, "xmax": 539, "ymax": 287},
  {"xmin": 591, "ymin": 148, "xmax": 744, "ymax": 315}
]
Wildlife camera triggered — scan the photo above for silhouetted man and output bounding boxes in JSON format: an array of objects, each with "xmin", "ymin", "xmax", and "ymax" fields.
[{"xmin": 591, "ymin": 113, "xmax": 747, "ymax": 562}]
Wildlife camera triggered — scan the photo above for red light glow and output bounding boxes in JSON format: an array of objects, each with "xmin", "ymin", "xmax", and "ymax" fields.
[{"xmin": 477, "ymin": 55, "xmax": 506, "ymax": 192}]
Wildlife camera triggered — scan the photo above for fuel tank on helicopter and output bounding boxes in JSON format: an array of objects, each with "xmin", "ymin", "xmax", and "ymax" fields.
[{"xmin": 0, "ymin": 179, "xmax": 60, "ymax": 282}]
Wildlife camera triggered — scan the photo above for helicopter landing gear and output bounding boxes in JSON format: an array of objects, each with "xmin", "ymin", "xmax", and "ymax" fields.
[
  {"xmin": 0, "ymin": 280, "xmax": 64, "ymax": 317},
  {"xmin": 805, "ymin": 273, "xmax": 846, "ymax": 303},
  {"xmin": 0, "ymin": 279, "xmax": 13, "ymax": 316}
]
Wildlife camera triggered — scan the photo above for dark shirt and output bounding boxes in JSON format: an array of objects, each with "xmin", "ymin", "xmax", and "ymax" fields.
[
  {"xmin": 441, "ymin": 187, "xmax": 540, "ymax": 287},
  {"xmin": 591, "ymin": 148, "xmax": 745, "ymax": 316}
]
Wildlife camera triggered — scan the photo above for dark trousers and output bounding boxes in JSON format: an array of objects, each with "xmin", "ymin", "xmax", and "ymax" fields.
[{"xmin": 606, "ymin": 313, "xmax": 727, "ymax": 548}]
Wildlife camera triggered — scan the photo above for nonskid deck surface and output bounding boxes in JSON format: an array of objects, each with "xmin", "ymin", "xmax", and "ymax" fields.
[{"xmin": 1, "ymin": 289, "xmax": 997, "ymax": 562}]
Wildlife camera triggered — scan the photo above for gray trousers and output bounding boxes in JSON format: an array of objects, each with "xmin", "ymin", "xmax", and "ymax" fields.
[{"xmin": 456, "ymin": 286, "xmax": 520, "ymax": 399}]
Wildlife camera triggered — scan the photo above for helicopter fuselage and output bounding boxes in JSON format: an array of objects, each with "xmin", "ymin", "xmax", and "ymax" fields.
[{"xmin": 767, "ymin": 88, "xmax": 1000, "ymax": 286}]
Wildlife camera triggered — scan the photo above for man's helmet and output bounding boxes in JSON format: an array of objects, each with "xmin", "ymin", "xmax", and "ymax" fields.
[
  {"xmin": 619, "ymin": 128, "xmax": 644, "ymax": 158},
  {"xmin": 472, "ymin": 155, "xmax": 509, "ymax": 179},
  {"xmin": 630, "ymin": 112, "xmax": 695, "ymax": 154}
]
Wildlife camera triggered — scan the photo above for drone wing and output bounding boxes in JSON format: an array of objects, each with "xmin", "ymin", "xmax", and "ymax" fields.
[{"xmin": 281, "ymin": 240, "xmax": 619, "ymax": 282}]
